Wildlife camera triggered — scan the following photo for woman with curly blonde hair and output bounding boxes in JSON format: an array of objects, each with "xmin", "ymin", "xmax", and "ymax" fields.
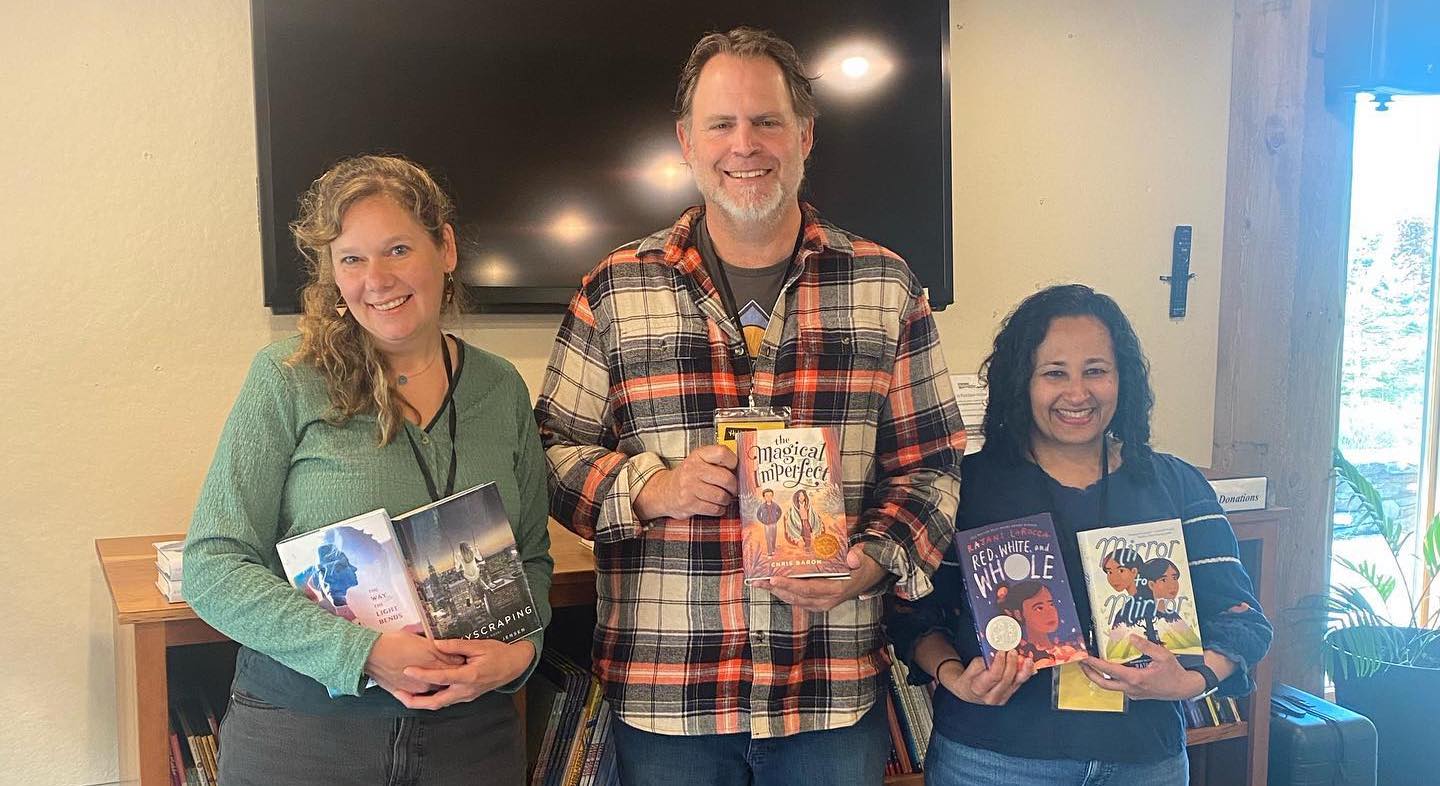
[{"xmin": 183, "ymin": 154, "xmax": 552, "ymax": 785}]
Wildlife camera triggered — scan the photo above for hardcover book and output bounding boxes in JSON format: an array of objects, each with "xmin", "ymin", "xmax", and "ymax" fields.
[
  {"xmin": 276, "ymin": 482, "xmax": 543, "ymax": 646},
  {"xmin": 275, "ymin": 508, "xmax": 429, "ymax": 636},
  {"xmin": 1074, "ymin": 519, "xmax": 1204, "ymax": 665},
  {"xmin": 735, "ymin": 426, "xmax": 851, "ymax": 581},
  {"xmin": 155, "ymin": 539, "xmax": 184, "ymax": 580},
  {"xmin": 391, "ymin": 482, "xmax": 544, "ymax": 644},
  {"xmin": 954, "ymin": 513, "xmax": 1086, "ymax": 669}
]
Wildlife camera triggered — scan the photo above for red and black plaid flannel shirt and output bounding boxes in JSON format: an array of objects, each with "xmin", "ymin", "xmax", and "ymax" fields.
[{"xmin": 535, "ymin": 205, "xmax": 965, "ymax": 738}]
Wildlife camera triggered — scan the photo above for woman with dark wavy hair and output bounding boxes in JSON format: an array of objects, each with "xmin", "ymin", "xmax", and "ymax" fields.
[{"xmin": 888, "ymin": 284, "xmax": 1272, "ymax": 785}]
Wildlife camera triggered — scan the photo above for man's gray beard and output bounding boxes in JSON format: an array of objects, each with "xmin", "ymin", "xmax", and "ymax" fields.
[{"xmin": 697, "ymin": 173, "xmax": 798, "ymax": 228}]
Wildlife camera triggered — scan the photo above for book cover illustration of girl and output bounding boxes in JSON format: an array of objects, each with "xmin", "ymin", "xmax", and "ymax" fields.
[
  {"xmin": 955, "ymin": 512, "xmax": 1086, "ymax": 669},
  {"xmin": 736, "ymin": 427, "xmax": 851, "ymax": 581},
  {"xmin": 994, "ymin": 579, "xmax": 1086, "ymax": 667}
]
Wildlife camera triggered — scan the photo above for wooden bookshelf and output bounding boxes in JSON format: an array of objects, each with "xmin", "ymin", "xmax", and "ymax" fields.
[{"xmin": 100, "ymin": 510, "xmax": 1279, "ymax": 786}]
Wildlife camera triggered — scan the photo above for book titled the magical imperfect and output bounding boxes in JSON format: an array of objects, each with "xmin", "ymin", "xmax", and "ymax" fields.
[
  {"xmin": 735, "ymin": 426, "xmax": 851, "ymax": 582},
  {"xmin": 276, "ymin": 482, "xmax": 544, "ymax": 647}
]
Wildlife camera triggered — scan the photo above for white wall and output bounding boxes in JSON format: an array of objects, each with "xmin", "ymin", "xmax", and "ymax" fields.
[
  {"xmin": 0, "ymin": 2, "xmax": 1231, "ymax": 783},
  {"xmin": 934, "ymin": 0, "xmax": 1232, "ymax": 464}
]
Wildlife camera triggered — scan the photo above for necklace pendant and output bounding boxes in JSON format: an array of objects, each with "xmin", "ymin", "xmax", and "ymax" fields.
[{"xmin": 397, "ymin": 375, "xmax": 409, "ymax": 386}]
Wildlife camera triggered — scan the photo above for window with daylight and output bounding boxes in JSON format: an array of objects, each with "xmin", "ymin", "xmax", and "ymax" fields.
[{"xmin": 1331, "ymin": 93, "xmax": 1440, "ymax": 629}]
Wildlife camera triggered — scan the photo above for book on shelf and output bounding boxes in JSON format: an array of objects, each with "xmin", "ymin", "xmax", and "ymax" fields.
[
  {"xmin": 275, "ymin": 482, "xmax": 543, "ymax": 646},
  {"xmin": 1074, "ymin": 519, "xmax": 1204, "ymax": 667},
  {"xmin": 169, "ymin": 685, "xmax": 217, "ymax": 786},
  {"xmin": 1182, "ymin": 695, "xmax": 1244, "ymax": 729},
  {"xmin": 531, "ymin": 650, "xmax": 618, "ymax": 786},
  {"xmin": 1199, "ymin": 468, "xmax": 1268, "ymax": 513},
  {"xmin": 735, "ymin": 426, "xmax": 851, "ymax": 582},
  {"xmin": 953, "ymin": 513, "xmax": 1086, "ymax": 669}
]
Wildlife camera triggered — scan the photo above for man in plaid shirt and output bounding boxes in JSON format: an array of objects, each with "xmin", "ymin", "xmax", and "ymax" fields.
[{"xmin": 535, "ymin": 27, "xmax": 966, "ymax": 785}]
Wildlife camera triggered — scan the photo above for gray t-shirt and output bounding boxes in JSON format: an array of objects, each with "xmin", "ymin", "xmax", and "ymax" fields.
[{"xmin": 694, "ymin": 215, "xmax": 795, "ymax": 359}]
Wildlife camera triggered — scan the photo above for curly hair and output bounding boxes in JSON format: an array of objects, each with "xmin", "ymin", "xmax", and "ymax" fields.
[
  {"xmin": 979, "ymin": 284, "xmax": 1154, "ymax": 472},
  {"xmin": 287, "ymin": 154, "xmax": 460, "ymax": 446}
]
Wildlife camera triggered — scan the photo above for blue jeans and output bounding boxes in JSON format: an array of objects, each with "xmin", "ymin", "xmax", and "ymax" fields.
[
  {"xmin": 611, "ymin": 701, "xmax": 890, "ymax": 786},
  {"xmin": 923, "ymin": 733, "xmax": 1188, "ymax": 786}
]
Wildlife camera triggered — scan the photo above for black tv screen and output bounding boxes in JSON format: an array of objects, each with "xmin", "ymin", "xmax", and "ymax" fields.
[{"xmin": 253, "ymin": 0, "xmax": 951, "ymax": 313}]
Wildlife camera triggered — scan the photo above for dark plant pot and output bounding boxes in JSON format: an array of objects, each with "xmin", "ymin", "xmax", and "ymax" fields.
[{"xmin": 1327, "ymin": 627, "xmax": 1440, "ymax": 786}]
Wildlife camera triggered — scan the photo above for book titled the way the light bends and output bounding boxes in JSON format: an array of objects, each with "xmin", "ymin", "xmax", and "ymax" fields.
[
  {"xmin": 736, "ymin": 426, "xmax": 851, "ymax": 582},
  {"xmin": 955, "ymin": 513, "xmax": 1087, "ymax": 670},
  {"xmin": 1074, "ymin": 519, "xmax": 1204, "ymax": 667},
  {"xmin": 276, "ymin": 482, "xmax": 543, "ymax": 646}
]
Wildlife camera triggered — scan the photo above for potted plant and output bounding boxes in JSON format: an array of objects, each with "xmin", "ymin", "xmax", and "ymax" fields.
[{"xmin": 1327, "ymin": 449, "xmax": 1440, "ymax": 785}]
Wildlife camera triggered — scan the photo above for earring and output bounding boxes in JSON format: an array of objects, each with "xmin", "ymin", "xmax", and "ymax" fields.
[
  {"xmin": 443, "ymin": 272, "xmax": 456, "ymax": 307},
  {"xmin": 334, "ymin": 288, "xmax": 348, "ymax": 318}
]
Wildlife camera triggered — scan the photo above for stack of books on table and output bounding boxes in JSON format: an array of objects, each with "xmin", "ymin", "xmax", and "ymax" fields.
[{"xmin": 155, "ymin": 539, "xmax": 184, "ymax": 603}]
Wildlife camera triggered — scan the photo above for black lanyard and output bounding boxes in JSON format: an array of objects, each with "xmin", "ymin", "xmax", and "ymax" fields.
[
  {"xmin": 403, "ymin": 337, "xmax": 458, "ymax": 502},
  {"xmin": 1039, "ymin": 434, "xmax": 1112, "ymax": 654},
  {"xmin": 705, "ymin": 260, "xmax": 759, "ymax": 405}
]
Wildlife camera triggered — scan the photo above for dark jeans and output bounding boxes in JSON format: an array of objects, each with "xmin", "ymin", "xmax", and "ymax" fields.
[
  {"xmin": 218, "ymin": 689, "xmax": 524, "ymax": 786},
  {"xmin": 923, "ymin": 732, "xmax": 1188, "ymax": 786},
  {"xmin": 610, "ymin": 700, "xmax": 890, "ymax": 786}
]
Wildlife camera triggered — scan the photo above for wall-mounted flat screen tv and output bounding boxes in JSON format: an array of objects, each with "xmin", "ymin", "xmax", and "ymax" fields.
[{"xmin": 253, "ymin": 0, "xmax": 951, "ymax": 313}]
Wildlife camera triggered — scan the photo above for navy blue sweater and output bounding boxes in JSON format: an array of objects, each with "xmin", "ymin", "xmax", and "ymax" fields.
[{"xmin": 887, "ymin": 448, "xmax": 1273, "ymax": 763}]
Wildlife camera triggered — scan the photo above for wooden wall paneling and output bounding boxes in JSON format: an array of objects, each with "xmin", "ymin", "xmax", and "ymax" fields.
[{"xmin": 1213, "ymin": 0, "xmax": 1353, "ymax": 693}]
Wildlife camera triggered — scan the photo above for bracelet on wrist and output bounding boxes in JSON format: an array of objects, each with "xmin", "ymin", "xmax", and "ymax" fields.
[{"xmin": 933, "ymin": 656, "xmax": 963, "ymax": 682}]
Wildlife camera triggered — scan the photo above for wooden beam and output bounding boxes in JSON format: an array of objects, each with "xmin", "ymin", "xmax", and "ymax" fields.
[{"xmin": 1212, "ymin": 0, "xmax": 1353, "ymax": 692}]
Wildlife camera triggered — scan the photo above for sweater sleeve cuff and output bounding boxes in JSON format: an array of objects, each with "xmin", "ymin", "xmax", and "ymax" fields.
[
  {"xmin": 496, "ymin": 631, "xmax": 544, "ymax": 695},
  {"xmin": 329, "ymin": 625, "xmax": 383, "ymax": 698},
  {"xmin": 1207, "ymin": 642, "xmax": 1254, "ymax": 697}
]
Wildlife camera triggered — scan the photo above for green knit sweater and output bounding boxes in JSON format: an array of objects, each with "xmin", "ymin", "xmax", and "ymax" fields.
[{"xmin": 183, "ymin": 335, "xmax": 552, "ymax": 715}]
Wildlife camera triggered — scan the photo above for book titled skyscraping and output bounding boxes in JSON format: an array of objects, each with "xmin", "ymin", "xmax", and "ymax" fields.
[{"xmin": 391, "ymin": 483, "xmax": 543, "ymax": 644}]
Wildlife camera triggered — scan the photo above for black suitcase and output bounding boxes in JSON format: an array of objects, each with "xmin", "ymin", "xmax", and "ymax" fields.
[{"xmin": 1268, "ymin": 683, "xmax": 1377, "ymax": 786}]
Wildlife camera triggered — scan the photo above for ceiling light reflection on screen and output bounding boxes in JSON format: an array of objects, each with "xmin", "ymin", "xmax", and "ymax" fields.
[
  {"xmin": 460, "ymin": 252, "xmax": 516, "ymax": 286},
  {"xmin": 814, "ymin": 39, "xmax": 896, "ymax": 100},
  {"xmin": 548, "ymin": 208, "xmax": 594, "ymax": 245},
  {"xmin": 624, "ymin": 140, "xmax": 699, "ymax": 210},
  {"xmin": 840, "ymin": 56, "xmax": 871, "ymax": 79}
]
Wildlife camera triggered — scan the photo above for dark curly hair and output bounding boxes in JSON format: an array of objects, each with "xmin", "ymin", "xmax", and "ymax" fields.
[{"xmin": 979, "ymin": 284, "xmax": 1154, "ymax": 473}]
